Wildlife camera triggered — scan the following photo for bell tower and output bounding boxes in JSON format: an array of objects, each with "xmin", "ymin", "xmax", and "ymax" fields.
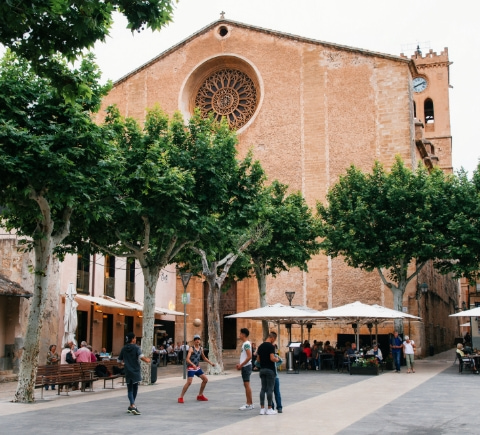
[{"xmin": 407, "ymin": 47, "xmax": 453, "ymax": 173}]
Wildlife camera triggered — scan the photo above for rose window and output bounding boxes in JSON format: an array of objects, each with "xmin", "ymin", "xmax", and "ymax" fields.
[{"xmin": 194, "ymin": 69, "xmax": 258, "ymax": 129}]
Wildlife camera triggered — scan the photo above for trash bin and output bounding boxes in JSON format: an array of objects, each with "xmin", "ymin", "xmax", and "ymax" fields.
[
  {"xmin": 429, "ymin": 345, "xmax": 434, "ymax": 357},
  {"xmin": 151, "ymin": 361, "xmax": 158, "ymax": 384}
]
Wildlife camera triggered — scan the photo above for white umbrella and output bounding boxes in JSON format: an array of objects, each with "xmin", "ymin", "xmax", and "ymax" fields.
[
  {"xmin": 62, "ymin": 282, "xmax": 78, "ymax": 347},
  {"xmin": 316, "ymin": 301, "xmax": 421, "ymax": 348},
  {"xmin": 450, "ymin": 306, "xmax": 480, "ymax": 317},
  {"xmin": 225, "ymin": 303, "xmax": 325, "ymax": 323}
]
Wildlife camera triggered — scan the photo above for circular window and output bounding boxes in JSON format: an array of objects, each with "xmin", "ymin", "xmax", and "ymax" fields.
[{"xmin": 194, "ymin": 68, "xmax": 258, "ymax": 130}]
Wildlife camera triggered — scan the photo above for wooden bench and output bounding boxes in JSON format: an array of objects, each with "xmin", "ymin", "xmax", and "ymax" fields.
[{"xmin": 35, "ymin": 364, "xmax": 83, "ymax": 399}]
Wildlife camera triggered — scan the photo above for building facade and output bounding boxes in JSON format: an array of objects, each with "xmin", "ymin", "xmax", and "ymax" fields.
[{"xmin": 1, "ymin": 20, "xmax": 459, "ymax": 371}]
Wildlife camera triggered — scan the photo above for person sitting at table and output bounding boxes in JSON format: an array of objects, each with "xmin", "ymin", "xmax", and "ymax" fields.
[
  {"xmin": 345, "ymin": 342, "xmax": 357, "ymax": 356},
  {"xmin": 457, "ymin": 343, "xmax": 478, "ymax": 373},
  {"xmin": 367, "ymin": 344, "xmax": 383, "ymax": 362},
  {"xmin": 302, "ymin": 342, "xmax": 312, "ymax": 369},
  {"xmin": 158, "ymin": 345, "xmax": 168, "ymax": 366},
  {"xmin": 324, "ymin": 341, "xmax": 335, "ymax": 355},
  {"xmin": 99, "ymin": 347, "xmax": 109, "ymax": 357}
]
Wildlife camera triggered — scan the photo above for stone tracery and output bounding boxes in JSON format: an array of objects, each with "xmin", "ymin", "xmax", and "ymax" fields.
[{"xmin": 195, "ymin": 68, "xmax": 257, "ymax": 129}]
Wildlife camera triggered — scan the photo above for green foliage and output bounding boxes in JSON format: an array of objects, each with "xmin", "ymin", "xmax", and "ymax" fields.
[
  {"xmin": 0, "ymin": 50, "xmax": 114, "ymax": 248},
  {"xmin": 0, "ymin": 0, "xmax": 175, "ymax": 97},
  {"xmin": 247, "ymin": 180, "xmax": 321, "ymax": 278},
  {"xmin": 318, "ymin": 157, "xmax": 455, "ymax": 288},
  {"xmin": 435, "ymin": 165, "xmax": 480, "ymax": 282},
  {"xmin": 82, "ymin": 107, "xmax": 247, "ymax": 269}
]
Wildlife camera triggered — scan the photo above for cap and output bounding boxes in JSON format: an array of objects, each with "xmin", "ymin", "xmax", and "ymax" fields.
[{"xmin": 193, "ymin": 334, "xmax": 201, "ymax": 340}]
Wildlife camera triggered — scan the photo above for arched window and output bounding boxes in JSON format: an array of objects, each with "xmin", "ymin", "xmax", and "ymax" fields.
[
  {"xmin": 413, "ymin": 101, "xmax": 417, "ymax": 118},
  {"xmin": 424, "ymin": 98, "xmax": 434, "ymax": 123}
]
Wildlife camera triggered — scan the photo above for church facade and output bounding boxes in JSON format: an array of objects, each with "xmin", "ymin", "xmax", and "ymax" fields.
[
  {"xmin": 0, "ymin": 19, "xmax": 459, "ymax": 373},
  {"xmin": 96, "ymin": 19, "xmax": 458, "ymax": 356}
]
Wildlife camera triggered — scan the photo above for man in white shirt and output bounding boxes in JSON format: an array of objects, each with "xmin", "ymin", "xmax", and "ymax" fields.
[{"xmin": 236, "ymin": 328, "xmax": 253, "ymax": 410}]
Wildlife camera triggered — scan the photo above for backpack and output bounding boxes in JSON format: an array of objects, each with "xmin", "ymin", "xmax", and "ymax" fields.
[
  {"xmin": 95, "ymin": 364, "xmax": 110, "ymax": 377},
  {"xmin": 66, "ymin": 351, "xmax": 75, "ymax": 364}
]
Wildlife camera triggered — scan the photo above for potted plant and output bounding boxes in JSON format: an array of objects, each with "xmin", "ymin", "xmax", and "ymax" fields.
[
  {"xmin": 350, "ymin": 357, "xmax": 379, "ymax": 375},
  {"xmin": 385, "ymin": 354, "xmax": 394, "ymax": 370}
]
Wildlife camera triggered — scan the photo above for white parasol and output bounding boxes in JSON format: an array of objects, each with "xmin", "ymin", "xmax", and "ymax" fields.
[
  {"xmin": 315, "ymin": 301, "xmax": 421, "ymax": 348},
  {"xmin": 62, "ymin": 282, "xmax": 78, "ymax": 347},
  {"xmin": 450, "ymin": 306, "xmax": 480, "ymax": 317}
]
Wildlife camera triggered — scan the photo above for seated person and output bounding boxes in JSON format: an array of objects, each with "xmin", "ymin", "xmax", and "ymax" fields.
[
  {"xmin": 303, "ymin": 343, "xmax": 312, "ymax": 369},
  {"xmin": 99, "ymin": 347, "xmax": 109, "ymax": 358},
  {"xmin": 457, "ymin": 343, "xmax": 478, "ymax": 373},
  {"xmin": 158, "ymin": 345, "xmax": 168, "ymax": 366},
  {"xmin": 324, "ymin": 341, "xmax": 335, "ymax": 355},
  {"xmin": 366, "ymin": 344, "xmax": 383, "ymax": 362},
  {"xmin": 345, "ymin": 342, "xmax": 357, "ymax": 356}
]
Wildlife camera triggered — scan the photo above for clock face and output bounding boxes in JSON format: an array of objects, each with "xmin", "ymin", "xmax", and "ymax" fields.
[{"xmin": 412, "ymin": 77, "xmax": 427, "ymax": 93}]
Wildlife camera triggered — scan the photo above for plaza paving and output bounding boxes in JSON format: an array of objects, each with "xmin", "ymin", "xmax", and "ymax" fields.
[{"xmin": 0, "ymin": 349, "xmax": 477, "ymax": 434}]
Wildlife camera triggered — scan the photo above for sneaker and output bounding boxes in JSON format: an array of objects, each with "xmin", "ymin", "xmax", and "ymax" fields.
[
  {"xmin": 259, "ymin": 408, "xmax": 266, "ymax": 415},
  {"xmin": 130, "ymin": 407, "xmax": 141, "ymax": 415},
  {"xmin": 239, "ymin": 404, "xmax": 254, "ymax": 410},
  {"xmin": 197, "ymin": 394, "xmax": 208, "ymax": 401},
  {"xmin": 127, "ymin": 406, "xmax": 133, "ymax": 414},
  {"xmin": 178, "ymin": 397, "xmax": 184, "ymax": 403},
  {"xmin": 266, "ymin": 408, "xmax": 277, "ymax": 415},
  {"xmin": 277, "ymin": 408, "xmax": 283, "ymax": 413}
]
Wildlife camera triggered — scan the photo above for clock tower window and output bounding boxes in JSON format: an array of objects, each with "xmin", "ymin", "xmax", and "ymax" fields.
[{"xmin": 424, "ymin": 98, "xmax": 434, "ymax": 123}]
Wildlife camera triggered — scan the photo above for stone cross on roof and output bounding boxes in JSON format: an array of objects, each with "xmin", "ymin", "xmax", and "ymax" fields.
[{"xmin": 220, "ymin": 11, "xmax": 225, "ymax": 19}]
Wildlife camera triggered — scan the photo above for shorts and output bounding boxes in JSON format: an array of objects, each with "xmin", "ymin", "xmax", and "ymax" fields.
[
  {"xmin": 241, "ymin": 364, "xmax": 252, "ymax": 382},
  {"xmin": 187, "ymin": 366, "xmax": 204, "ymax": 378}
]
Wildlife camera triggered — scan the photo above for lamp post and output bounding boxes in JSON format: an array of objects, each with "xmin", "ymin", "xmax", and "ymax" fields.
[
  {"xmin": 285, "ymin": 291, "xmax": 295, "ymax": 306},
  {"xmin": 181, "ymin": 272, "xmax": 192, "ymax": 380}
]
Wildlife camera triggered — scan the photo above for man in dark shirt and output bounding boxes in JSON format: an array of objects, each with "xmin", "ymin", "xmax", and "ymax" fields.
[
  {"xmin": 118, "ymin": 332, "xmax": 150, "ymax": 415},
  {"xmin": 256, "ymin": 331, "xmax": 280, "ymax": 415}
]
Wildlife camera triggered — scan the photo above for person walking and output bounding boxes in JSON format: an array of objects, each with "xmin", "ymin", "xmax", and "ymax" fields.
[
  {"xmin": 178, "ymin": 334, "xmax": 215, "ymax": 403},
  {"xmin": 271, "ymin": 344, "xmax": 283, "ymax": 413},
  {"xmin": 390, "ymin": 331, "xmax": 403, "ymax": 373},
  {"xmin": 237, "ymin": 328, "xmax": 254, "ymax": 411},
  {"xmin": 257, "ymin": 331, "xmax": 280, "ymax": 415},
  {"xmin": 118, "ymin": 332, "xmax": 151, "ymax": 415},
  {"xmin": 403, "ymin": 335, "xmax": 416, "ymax": 373}
]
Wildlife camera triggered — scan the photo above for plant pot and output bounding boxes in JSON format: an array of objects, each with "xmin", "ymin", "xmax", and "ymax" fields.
[{"xmin": 350, "ymin": 366, "xmax": 379, "ymax": 375}]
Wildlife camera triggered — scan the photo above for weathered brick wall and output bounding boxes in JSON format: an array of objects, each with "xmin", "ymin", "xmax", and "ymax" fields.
[{"xmin": 98, "ymin": 22, "xmax": 455, "ymax": 356}]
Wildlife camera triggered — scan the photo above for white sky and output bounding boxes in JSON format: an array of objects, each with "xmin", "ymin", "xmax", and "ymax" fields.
[{"xmin": 3, "ymin": 0, "xmax": 477, "ymax": 174}]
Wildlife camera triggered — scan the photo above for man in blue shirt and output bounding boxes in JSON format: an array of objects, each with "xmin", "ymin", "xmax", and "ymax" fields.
[{"xmin": 390, "ymin": 331, "xmax": 403, "ymax": 372}]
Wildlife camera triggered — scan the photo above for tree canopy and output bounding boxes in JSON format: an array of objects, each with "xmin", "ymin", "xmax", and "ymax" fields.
[
  {"xmin": 0, "ymin": 0, "xmax": 175, "ymax": 97},
  {"xmin": 435, "ymin": 165, "xmax": 480, "ymax": 282},
  {"xmin": 83, "ymin": 108, "xmax": 249, "ymax": 381},
  {"xmin": 0, "ymin": 51, "xmax": 114, "ymax": 402},
  {"xmin": 318, "ymin": 157, "xmax": 454, "ymax": 312}
]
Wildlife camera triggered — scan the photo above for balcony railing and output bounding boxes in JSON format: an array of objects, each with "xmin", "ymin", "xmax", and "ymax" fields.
[
  {"xmin": 126, "ymin": 281, "xmax": 135, "ymax": 301},
  {"xmin": 76, "ymin": 271, "xmax": 90, "ymax": 294},
  {"xmin": 104, "ymin": 277, "xmax": 115, "ymax": 297}
]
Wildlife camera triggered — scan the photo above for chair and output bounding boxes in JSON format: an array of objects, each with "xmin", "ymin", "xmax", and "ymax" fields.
[
  {"xmin": 339, "ymin": 355, "xmax": 351, "ymax": 373},
  {"xmin": 453, "ymin": 351, "xmax": 460, "ymax": 366},
  {"xmin": 321, "ymin": 353, "xmax": 335, "ymax": 370}
]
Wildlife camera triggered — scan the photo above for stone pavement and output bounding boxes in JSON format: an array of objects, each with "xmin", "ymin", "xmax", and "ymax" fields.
[{"xmin": 0, "ymin": 349, "xmax": 478, "ymax": 434}]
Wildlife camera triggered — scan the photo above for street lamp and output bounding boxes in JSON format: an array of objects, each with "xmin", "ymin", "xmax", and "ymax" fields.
[
  {"xmin": 285, "ymin": 291, "xmax": 295, "ymax": 306},
  {"xmin": 181, "ymin": 272, "xmax": 192, "ymax": 380},
  {"xmin": 416, "ymin": 282, "xmax": 428, "ymax": 300}
]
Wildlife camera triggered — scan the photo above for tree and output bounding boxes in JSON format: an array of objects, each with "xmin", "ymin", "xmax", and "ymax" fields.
[
  {"xmin": 85, "ymin": 108, "xmax": 243, "ymax": 383},
  {"xmin": 435, "ymin": 165, "xmax": 480, "ymax": 282},
  {"xmin": 178, "ymin": 151, "xmax": 268, "ymax": 373},
  {"xmin": 0, "ymin": 1, "xmax": 175, "ymax": 97},
  {"xmin": 0, "ymin": 51, "xmax": 113, "ymax": 402},
  {"xmin": 317, "ymin": 157, "xmax": 454, "ymax": 328},
  {"xmin": 244, "ymin": 181, "xmax": 322, "ymax": 339}
]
